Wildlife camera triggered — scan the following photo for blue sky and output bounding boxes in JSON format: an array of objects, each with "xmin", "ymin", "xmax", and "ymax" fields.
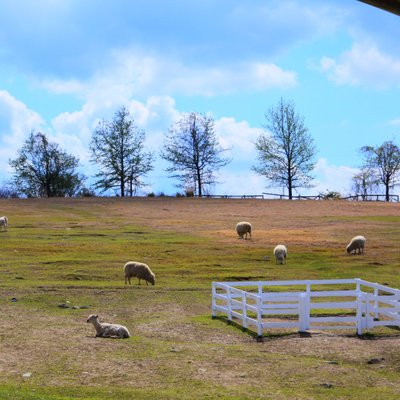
[{"xmin": 1, "ymin": 0, "xmax": 400, "ymax": 196}]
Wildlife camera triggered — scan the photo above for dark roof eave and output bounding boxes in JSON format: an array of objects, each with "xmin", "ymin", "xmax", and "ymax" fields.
[{"xmin": 358, "ymin": 0, "xmax": 400, "ymax": 16}]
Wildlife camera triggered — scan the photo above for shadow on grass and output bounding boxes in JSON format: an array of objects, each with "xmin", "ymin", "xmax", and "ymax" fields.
[
  {"xmin": 212, "ymin": 315, "xmax": 310, "ymax": 342},
  {"xmin": 212, "ymin": 315, "xmax": 400, "ymax": 342}
]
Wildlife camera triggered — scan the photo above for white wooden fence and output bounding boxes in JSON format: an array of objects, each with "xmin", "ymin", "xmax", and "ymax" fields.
[{"xmin": 212, "ymin": 279, "xmax": 400, "ymax": 338}]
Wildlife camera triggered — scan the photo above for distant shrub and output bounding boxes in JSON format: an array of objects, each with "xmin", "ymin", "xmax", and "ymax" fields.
[
  {"xmin": 321, "ymin": 191, "xmax": 342, "ymax": 200},
  {"xmin": 78, "ymin": 187, "xmax": 96, "ymax": 197},
  {"xmin": 147, "ymin": 192, "xmax": 155, "ymax": 197},
  {"xmin": 185, "ymin": 190, "xmax": 195, "ymax": 197},
  {"xmin": 176, "ymin": 192, "xmax": 185, "ymax": 198}
]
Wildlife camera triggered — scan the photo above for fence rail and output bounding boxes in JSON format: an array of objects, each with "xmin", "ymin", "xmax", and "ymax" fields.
[
  {"xmin": 212, "ymin": 279, "xmax": 400, "ymax": 339},
  {"xmin": 195, "ymin": 193, "xmax": 399, "ymax": 202}
]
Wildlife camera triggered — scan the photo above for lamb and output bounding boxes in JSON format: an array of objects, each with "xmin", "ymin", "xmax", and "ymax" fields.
[
  {"xmin": 346, "ymin": 235, "xmax": 366, "ymax": 255},
  {"xmin": 236, "ymin": 221, "xmax": 252, "ymax": 239},
  {"xmin": 87, "ymin": 314, "xmax": 130, "ymax": 339},
  {"xmin": 274, "ymin": 244, "xmax": 287, "ymax": 264},
  {"xmin": 124, "ymin": 261, "xmax": 155, "ymax": 285},
  {"xmin": 0, "ymin": 216, "xmax": 8, "ymax": 231}
]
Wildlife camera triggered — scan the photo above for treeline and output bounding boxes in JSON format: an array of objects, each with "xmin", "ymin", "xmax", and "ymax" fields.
[{"xmin": 2, "ymin": 99, "xmax": 400, "ymax": 201}]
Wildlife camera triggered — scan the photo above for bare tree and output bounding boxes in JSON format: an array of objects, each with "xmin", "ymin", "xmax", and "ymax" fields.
[
  {"xmin": 90, "ymin": 107, "xmax": 154, "ymax": 197},
  {"xmin": 9, "ymin": 131, "xmax": 84, "ymax": 197},
  {"xmin": 360, "ymin": 141, "xmax": 400, "ymax": 201},
  {"xmin": 160, "ymin": 112, "xmax": 230, "ymax": 197},
  {"xmin": 351, "ymin": 168, "xmax": 379, "ymax": 200},
  {"xmin": 252, "ymin": 98, "xmax": 316, "ymax": 199}
]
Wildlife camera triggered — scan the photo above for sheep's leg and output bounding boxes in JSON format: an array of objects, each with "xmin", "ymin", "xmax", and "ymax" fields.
[{"xmin": 101, "ymin": 328, "xmax": 112, "ymax": 338}]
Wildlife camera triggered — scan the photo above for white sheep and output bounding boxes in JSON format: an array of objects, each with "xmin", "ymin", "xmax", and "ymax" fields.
[
  {"xmin": 274, "ymin": 244, "xmax": 287, "ymax": 264},
  {"xmin": 236, "ymin": 221, "xmax": 252, "ymax": 239},
  {"xmin": 0, "ymin": 216, "xmax": 8, "ymax": 231},
  {"xmin": 346, "ymin": 235, "xmax": 366, "ymax": 255},
  {"xmin": 124, "ymin": 261, "xmax": 155, "ymax": 285},
  {"xmin": 87, "ymin": 314, "xmax": 130, "ymax": 339}
]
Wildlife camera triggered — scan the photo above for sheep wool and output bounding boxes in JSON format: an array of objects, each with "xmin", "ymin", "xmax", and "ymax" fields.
[
  {"xmin": 0, "ymin": 216, "xmax": 8, "ymax": 231},
  {"xmin": 124, "ymin": 261, "xmax": 155, "ymax": 286},
  {"xmin": 346, "ymin": 235, "xmax": 366, "ymax": 255},
  {"xmin": 87, "ymin": 314, "xmax": 130, "ymax": 339},
  {"xmin": 274, "ymin": 245, "xmax": 287, "ymax": 265},
  {"xmin": 236, "ymin": 221, "xmax": 252, "ymax": 239}
]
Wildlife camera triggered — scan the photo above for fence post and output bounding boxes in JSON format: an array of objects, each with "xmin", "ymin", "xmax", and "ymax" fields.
[
  {"xmin": 298, "ymin": 293, "xmax": 309, "ymax": 332},
  {"xmin": 373, "ymin": 287, "xmax": 379, "ymax": 320},
  {"xmin": 227, "ymin": 286, "xmax": 232, "ymax": 322},
  {"xmin": 356, "ymin": 292, "xmax": 365, "ymax": 335},
  {"xmin": 212, "ymin": 282, "xmax": 217, "ymax": 318},
  {"xmin": 242, "ymin": 291, "xmax": 247, "ymax": 329},
  {"xmin": 258, "ymin": 282, "xmax": 263, "ymax": 296},
  {"xmin": 365, "ymin": 293, "xmax": 372, "ymax": 330},
  {"xmin": 256, "ymin": 295, "xmax": 263, "ymax": 340}
]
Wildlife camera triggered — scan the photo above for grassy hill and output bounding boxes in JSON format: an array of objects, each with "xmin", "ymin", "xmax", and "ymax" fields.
[{"xmin": 0, "ymin": 197, "xmax": 399, "ymax": 399}]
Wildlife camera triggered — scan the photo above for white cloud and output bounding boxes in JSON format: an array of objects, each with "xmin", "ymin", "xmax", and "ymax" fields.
[
  {"xmin": 165, "ymin": 61, "xmax": 297, "ymax": 96},
  {"xmin": 320, "ymin": 41, "xmax": 400, "ymax": 88},
  {"xmin": 215, "ymin": 117, "xmax": 263, "ymax": 157},
  {"xmin": 39, "ymin": 49, "xmax": 297, "ymax": 99},
  {"xmin": 213, "ymin": 171, "xmax": 267, "ymax": 196},
  {"xmin": 0, "ymin": 90, "xmax": 45, "ymax": 174},
  {"xmin": 389, "ymin": 118, "xmax": 400, "ymax": 126},
  {"xmin": 41, "ymin": 79, "xmax": 86, "ymax": 95},
  {"xmin": 50, "ymin": 95, "xmax": 181, "ymax": 172},
  {"xmin": 213, "ymin": 158, "xmax": 359, "ymax": 197},
  {"xmin": 312, "ymin": 158, "xmax": 358, "ymax": 195}
]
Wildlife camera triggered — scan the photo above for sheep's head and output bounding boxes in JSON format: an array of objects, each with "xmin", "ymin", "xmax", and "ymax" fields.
[
  {"xmin": 87, "ymin": 314, "xmax": 98, "ymax": 323},
  {"xmin": 148, "ymin": 274, "xmax": 155, "ymax": 285}
]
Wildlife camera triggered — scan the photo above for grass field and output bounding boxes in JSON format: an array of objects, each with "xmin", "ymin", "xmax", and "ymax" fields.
[{"xmin": 0, "ymin": 197, "xmax": 399, "ymax": 399}]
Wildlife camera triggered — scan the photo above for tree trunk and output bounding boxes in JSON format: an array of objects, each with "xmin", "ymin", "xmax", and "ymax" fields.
[
  {"xmin": 197, "ymin": 169, "xmax": 202, "ymax": 197},
  {"xmin": 385, "ymin": 183, "xmax": 390, "ymax": 202},
  {"xmin": 120, "ymin": 178, "xmax": 125, "ymax": 197},
  {"xmin": 288, "ymin": 177, "xmax": 293, "ymax": 200}
]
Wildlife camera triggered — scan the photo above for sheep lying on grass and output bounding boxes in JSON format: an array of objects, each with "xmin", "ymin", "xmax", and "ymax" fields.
[
  {"xmin": 124, "ymin": 261, "xmax": 155, "ymax": 285},
  {"xmin": 0, "ymin": 216, "xmax": 8, "ymax": 231},
  {"xmin": 236, "ymin": 221, "xmax": 252, "ymax": 239},
  {"xmin": 87, "ymin": 314, "xmax": 130, "ymax": 339},
  {"xmin": 346, "ymin": 235, "xmax": 366, "ymax": 255},
  {"xmin": 274, "ymin": 245, "xmax": 287, "ymax": 264}
]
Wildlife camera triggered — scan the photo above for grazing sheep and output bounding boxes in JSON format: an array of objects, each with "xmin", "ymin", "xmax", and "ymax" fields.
[
  {"xmin": 346, "ymin": 235, "xmax": 366, "ymax": 255},
  {"xmin": 87, "ymin": 314, "xmax": 130, "ymax": 339},
  {"xmin": 0, "ymin": 216, "xmax": 8, "ymax": 231},
  {"xmin": 236, "ymin": 221, "xmax": 252, "ymax": 239},
  {"xmin": 274, "ymin": 244, "xmax": 287, "ymax": 264},
  {"xmin": 124, "ymin": 261, "xmax": 155, "ymax": 285}
]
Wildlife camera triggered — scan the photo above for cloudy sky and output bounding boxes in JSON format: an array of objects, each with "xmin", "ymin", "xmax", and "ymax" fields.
[{"xmin": 1, "ymin": 0, "xmax": 400, "ymax": 196}]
